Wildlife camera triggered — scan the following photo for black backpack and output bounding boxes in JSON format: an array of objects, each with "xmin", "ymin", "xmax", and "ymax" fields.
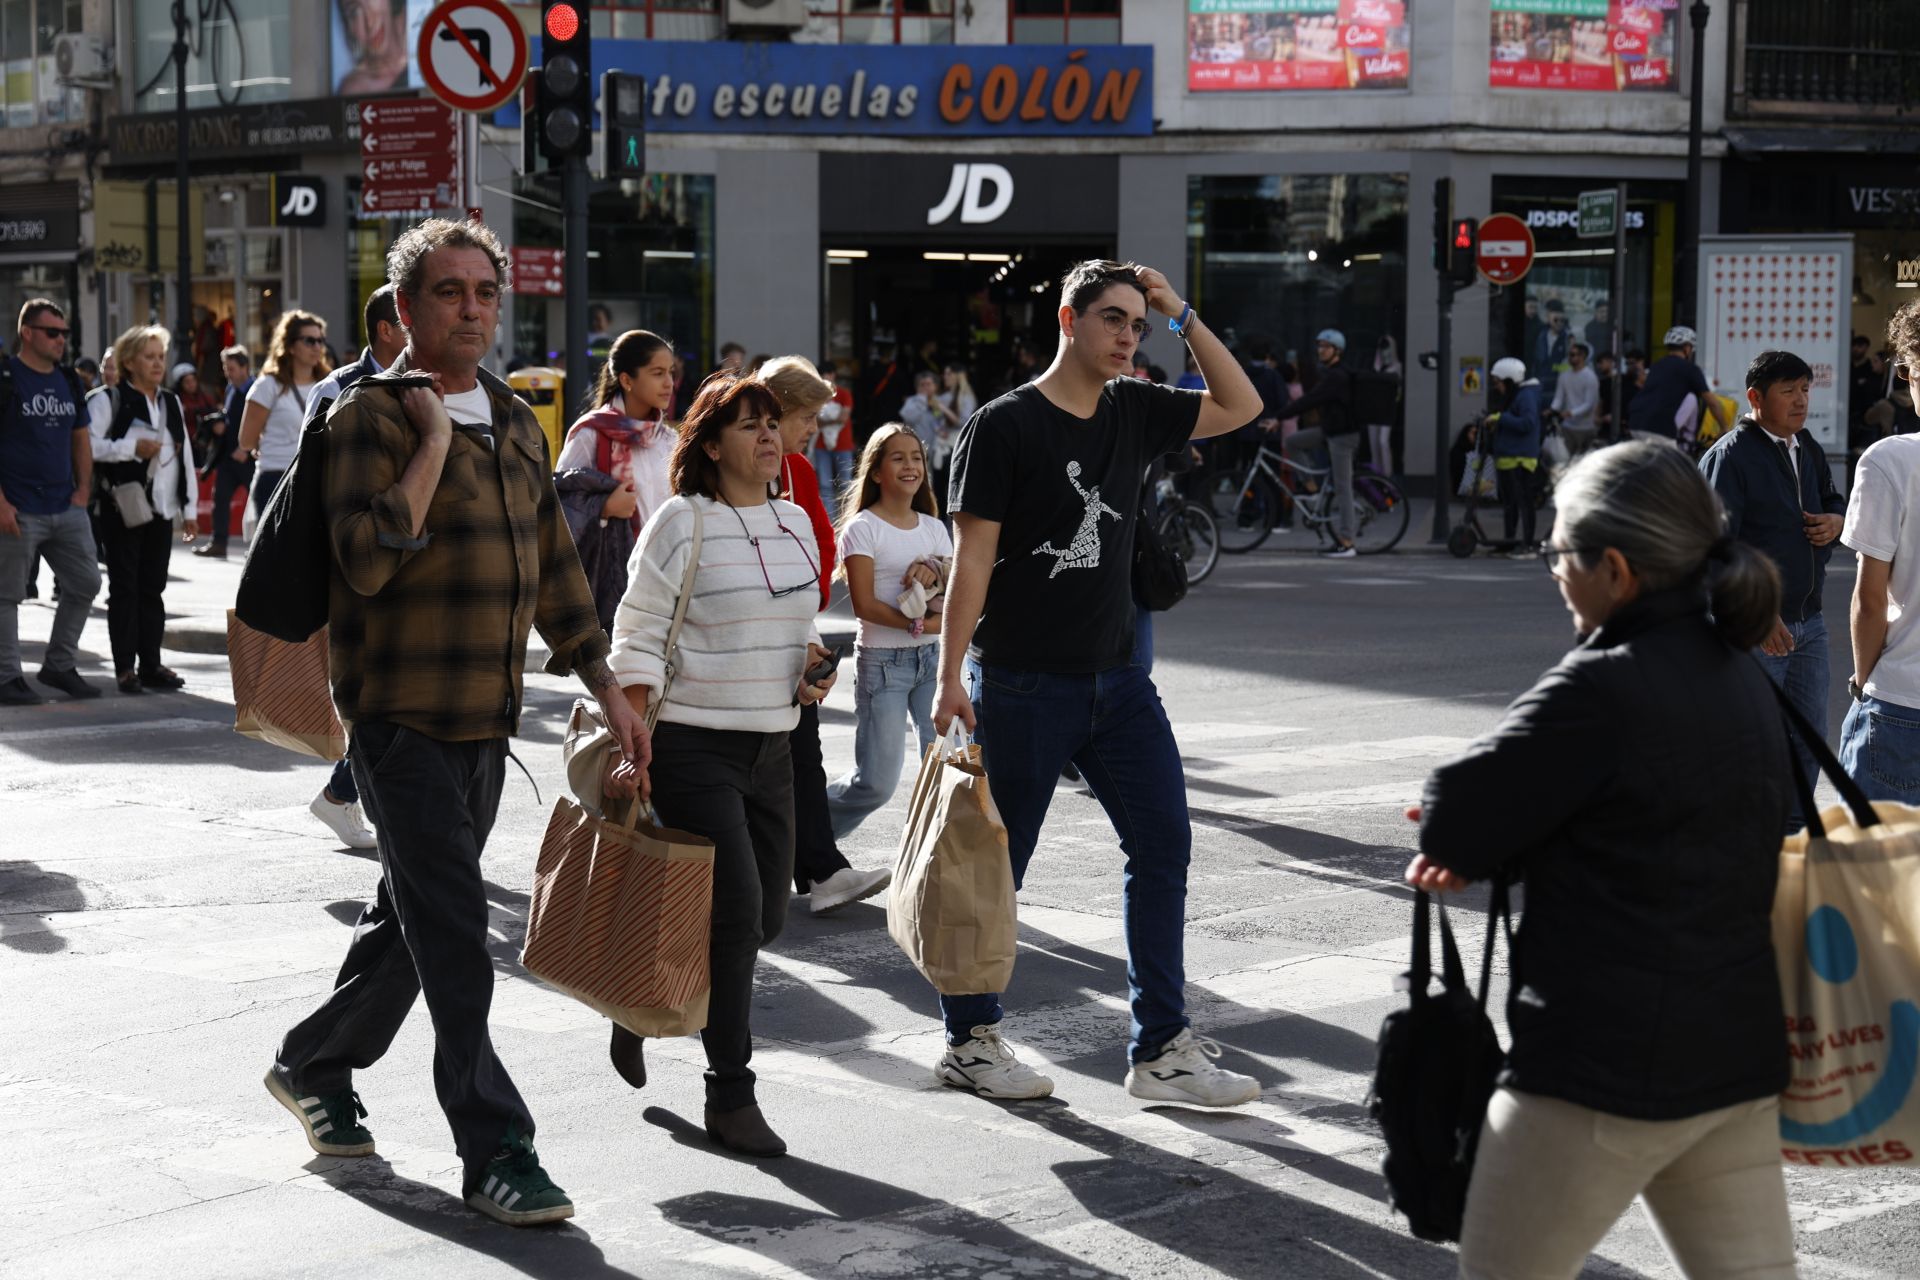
[
  {"xmin": 235, "ymin": 411, "xmax": 331, "ymax": 642},
  {"xmin": 1368, "ymin": 879, "xmax": 1511, "ymax": 1243},
  {"xmin": 1132, "ymin": 468, "xmax": 1188, "ymax": 613}
]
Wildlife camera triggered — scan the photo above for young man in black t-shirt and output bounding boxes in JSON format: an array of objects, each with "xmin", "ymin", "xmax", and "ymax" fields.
[{"xmin": 934, "ymin": 260, "xmax": 1264, "ymax": 1106}]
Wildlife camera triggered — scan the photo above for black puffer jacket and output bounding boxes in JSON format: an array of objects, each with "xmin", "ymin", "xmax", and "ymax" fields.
[{"xmin": 1420, "ymin": 586, "xmax": 1791, "ymax": 1121}]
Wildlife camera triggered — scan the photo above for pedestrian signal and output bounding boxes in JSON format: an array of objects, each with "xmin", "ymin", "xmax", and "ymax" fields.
[
  {"xmin": 602, "ymin": 71, "xmax": 646, "ymax": 180},
  {"xmin": 1446, "ymin": 218, "xmax": 1477, "ymax": 287}
]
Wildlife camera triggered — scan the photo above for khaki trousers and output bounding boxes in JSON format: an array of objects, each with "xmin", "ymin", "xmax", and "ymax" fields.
[{"xmin": 1459, "ymin": 1088, "xmax": 1797, "ymax": 1280}]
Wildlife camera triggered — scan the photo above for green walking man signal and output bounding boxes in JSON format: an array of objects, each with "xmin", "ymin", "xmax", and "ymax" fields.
[{"xmin": 603, "ymin": 71, "xmax": 646, "ymax": 180}]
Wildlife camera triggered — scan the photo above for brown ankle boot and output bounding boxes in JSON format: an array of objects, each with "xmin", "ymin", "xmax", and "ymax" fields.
[
  {"xmin": 609, "ymin": 1024, "xmax": 646, "ymax": 1089},
  {"xmin": 704, "ymin": 1103, "xmax": 786, "ymax": 1157}
]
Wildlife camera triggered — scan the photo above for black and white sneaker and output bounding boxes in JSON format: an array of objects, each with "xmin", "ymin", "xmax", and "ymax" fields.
[
  {"xmin": 935, "ymin": 1024, "xmax": 1055, "ymax": 1099},
  {"xmin": 1125, "ymin": 1030, "xmax": 1260, "ymax": 1107}
]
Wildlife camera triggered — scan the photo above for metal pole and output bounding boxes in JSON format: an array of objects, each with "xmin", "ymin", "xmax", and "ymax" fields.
[
  {"xmin": 562, "ymin": 152, "xmax": 589, "ymax": 410},
  {"xmin": 172, "ymin": 1, "xmax": 193, "ymax": 357},
  {"xmin": 1430, "ymin": 285, "xmax": 1453, "ymax": 543},
  {"xmin": 1680, "ymin": 1, "xmax": 1710, "ymax": 326},
  {"xmin": 1611, "ymin": 181, "xmax": 1628, "ymax": 441}
]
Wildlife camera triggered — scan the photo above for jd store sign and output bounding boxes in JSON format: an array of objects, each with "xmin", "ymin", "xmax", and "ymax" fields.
[
  {"xmin": 270, "ymin": 175, "xmax": 326, "ymax": 228},
  {"xmin": 822, "ymin": 155, "xmax": 1118, "ymax": 237}
]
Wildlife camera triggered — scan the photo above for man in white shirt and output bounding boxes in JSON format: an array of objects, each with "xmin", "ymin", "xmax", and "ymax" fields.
[
  {"xmin": 1840, "ymin": 303, "xmax": 1920, "ymax": 802},
  {"xmin": 1549, "ymin": 341, "xmax": 1600, "ymax": 456}
]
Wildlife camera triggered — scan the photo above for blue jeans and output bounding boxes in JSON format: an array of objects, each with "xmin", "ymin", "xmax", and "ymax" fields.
[
  {"xmin": 813, "ymin": 446, "xmax": 853, "ymax": 510},
  {"xmin": 826, "ymin": 643, "xmax": 938, "ymax": 839},
  {"xmin": 1839, "ymin": 692, "xmax": 1920, "ymax": 805},
  {"xmin": 941, "ymin": 658, "xmax": 1192, "ymax": 1063},
  {"xmin": 1133, "ymin": 606, "xmax": 1154, "ymax": 675},
  {"xmin": 1754, "ymin": 612, "xmax": 1830, "ymax": 826},
  {"xmin": 0, "ymin": 505, "xmax": 101, "ymax": 680},
  {"xmin": 329, "ymin": 754, "xmax": 358, "ymax": 805}
]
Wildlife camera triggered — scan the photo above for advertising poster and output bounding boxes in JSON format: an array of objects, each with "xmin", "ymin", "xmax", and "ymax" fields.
[
  {"xmin": 1697, "ymin": 237, "xmax": 1853, "ymax": 451},
  {"xmin": 332, "ymin": 0, "xmax": 434, "ymax": 97},
  {"xmin": 1188, "ymin": 0, "xmax": 1411, "ymax": 93},
  {"xmin": 1489, "ymin": 0, "xmax": 1678, "ymax": 93}
]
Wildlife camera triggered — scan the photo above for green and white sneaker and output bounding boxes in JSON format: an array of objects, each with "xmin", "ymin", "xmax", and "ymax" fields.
[
  {"xmin": 264, "ymin": 1068, "xmax": 376, "ymax": 1157},
  {"xmin": 466, "ymin": 1123, "xmax": 574, "ymax": 1227}
]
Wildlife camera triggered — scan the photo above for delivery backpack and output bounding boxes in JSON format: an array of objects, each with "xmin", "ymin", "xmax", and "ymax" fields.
[
  {"xmin": 235, "ymin": 411, "xmax": 331, "ymax": 643},
  {"xmin": 1368, "ymin": 877, "xmax": 1511, "ymax": 1243}
]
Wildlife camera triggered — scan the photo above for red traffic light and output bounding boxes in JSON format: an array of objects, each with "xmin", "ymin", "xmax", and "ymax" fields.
[
  {"xmin": 545, "ymin": 2, "xmax": 581, "ymax": 41},
  {"xmin": 1452, "ymin": 219, "xmax": 1475, "ymax": 251}
]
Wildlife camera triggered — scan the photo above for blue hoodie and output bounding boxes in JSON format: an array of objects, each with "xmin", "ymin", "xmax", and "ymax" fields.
[{"xmin": 1493, "ymin": 379, "xmax": 1544, "ymax": 460}]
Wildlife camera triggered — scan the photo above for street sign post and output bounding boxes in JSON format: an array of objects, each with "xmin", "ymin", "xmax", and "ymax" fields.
[
  {"xmin": 512, "ymin": 246, "xmax": 564, "ymax": 296},
  {"xmin": 359, "ymin": 98, "xmax": 458, "ymax": 216},
  {"xmin": 1476, "ymin": 212, "xmax": 1536, "ymax": 287},
  {"xmin": 1577, "ymin": 188, "xmax": 1618, "ymax": 241},
  {"xmin": 417, "ymin": 0, "xmax": 530, "ymax": 115}
]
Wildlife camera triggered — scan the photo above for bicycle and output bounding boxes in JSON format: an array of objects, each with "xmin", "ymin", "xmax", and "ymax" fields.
[
  {"xmin": 1149, "ymin": 476, "xmax": 1219, "ymax": 585},
  {"xmin": 1207, "ymin": 440, "xmax": 1409, "ymax": 555}
]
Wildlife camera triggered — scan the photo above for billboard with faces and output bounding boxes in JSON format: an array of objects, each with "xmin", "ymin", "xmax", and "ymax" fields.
[{"xmin": 332, "ymin": 0, "xmax": 434, "ymax": 97}]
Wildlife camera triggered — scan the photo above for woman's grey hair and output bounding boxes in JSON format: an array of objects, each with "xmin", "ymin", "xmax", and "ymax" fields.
[
  {"xmin": 1553, "ymin": 441, "xmax": 1780, "ymax": 648},
  {"xmin": 386, "ymin": 218, "xmax": 511, "ymax": 307}
]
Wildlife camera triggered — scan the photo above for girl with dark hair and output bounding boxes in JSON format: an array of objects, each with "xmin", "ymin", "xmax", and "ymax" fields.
[{"xmin": 555, "ymin": 329, "xmax": 676, "ymax": 632}]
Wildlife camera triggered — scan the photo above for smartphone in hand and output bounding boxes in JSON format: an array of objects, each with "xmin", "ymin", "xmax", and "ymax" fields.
[{"xmin": 795, "ymin": 644, "xmax": 847, "ymax": 705}]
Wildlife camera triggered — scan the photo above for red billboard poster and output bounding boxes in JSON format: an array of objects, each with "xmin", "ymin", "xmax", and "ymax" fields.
[
  {"xmin": 1188, "ymin": 1, "xmax": 1411, "ymax": 93},
  {"xmin": 1488, "ymin": 0, "xmax": 1677, "ymax": 93}
]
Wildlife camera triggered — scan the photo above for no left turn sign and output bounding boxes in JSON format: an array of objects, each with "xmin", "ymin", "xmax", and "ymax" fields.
[{"xmin": 418, "ymin": 0, "xmax": 529, "ymax": 115}]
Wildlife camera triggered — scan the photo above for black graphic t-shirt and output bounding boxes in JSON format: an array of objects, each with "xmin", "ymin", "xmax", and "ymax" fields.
[{"xmin": 948, "ymin": 377, "xmax": 1201, "ymax": 673}]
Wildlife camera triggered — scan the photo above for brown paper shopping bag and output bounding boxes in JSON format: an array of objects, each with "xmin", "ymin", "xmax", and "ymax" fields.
[
  {"xmin": 521, "ymin": 796, "xmax": 716, "ymax": 1037},
  {"xmin": 226, "ymin": 610, "xmax": 346, "ymax": 761},
  {"xmin": 887, "ymin": 726, "xmax": 1017, "ymax": 995}
]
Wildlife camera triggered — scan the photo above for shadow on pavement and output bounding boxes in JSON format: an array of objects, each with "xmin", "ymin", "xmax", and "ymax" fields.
[
  {"xmin": 310, "ymin": 1155, "xmax": 636, "ymax": 1279},
  {"xmin": 0, "ymin": 860, "xmax": 84, "ymax": 952},
  {"xmin": 644, "ymin": 1105, "xmax": 1126, "ymax": 1279}
]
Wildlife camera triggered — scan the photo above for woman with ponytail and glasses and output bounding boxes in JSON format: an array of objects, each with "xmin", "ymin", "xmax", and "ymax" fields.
[
  {"xmin": 602, "ymin": 374, "xmax": 837, "ymax": 1159},
  {"xmin": 1408, "ymin": 441, "xmax": 1799, "ymax": 1278},
  {"xmin": 556, "ymin": 329, "xmax": 677, "ymax": 633}
]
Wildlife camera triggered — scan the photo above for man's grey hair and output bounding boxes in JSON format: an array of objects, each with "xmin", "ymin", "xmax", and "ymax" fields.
[{"xmin": 386, "ymin": 218, "xmax": 511, "ymax": 308}]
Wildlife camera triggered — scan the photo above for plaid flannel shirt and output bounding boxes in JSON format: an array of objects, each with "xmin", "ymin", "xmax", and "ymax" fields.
[{"xmin": 323, "ymin": 353, "xmax": 608, "ymax": 740}]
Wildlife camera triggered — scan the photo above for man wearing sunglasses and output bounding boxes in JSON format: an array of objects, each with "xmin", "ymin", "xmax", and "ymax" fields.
[
  {"xmin": 0, "ymin": 299, "xmax": 100, "ymax": 704},
  {"xmin": 934, "ymin": 259, "xmax": 1265, "ymax": 1108}
]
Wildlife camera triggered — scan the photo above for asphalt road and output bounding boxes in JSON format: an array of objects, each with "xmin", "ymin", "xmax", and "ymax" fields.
[{"xmin": 4, "ymin": 529, "xmax": 1914, "ymax": 1279}]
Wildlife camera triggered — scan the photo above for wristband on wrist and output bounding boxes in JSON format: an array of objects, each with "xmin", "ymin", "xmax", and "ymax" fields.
[
  {"xmin": 909, "ymin": 617, "xmax": 925, "ymax": 638},
  {"xmin": 1169, "ymin": 303, "xmax": 1194, "ymax": 336}
]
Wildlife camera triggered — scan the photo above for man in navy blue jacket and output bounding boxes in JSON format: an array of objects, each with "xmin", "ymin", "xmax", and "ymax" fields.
[{"xmin": 1699, "ymin": 350, "xmax": 1846, "ymax": 822}]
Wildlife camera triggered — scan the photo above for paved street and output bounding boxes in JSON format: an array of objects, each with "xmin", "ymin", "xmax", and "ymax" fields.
[{"xmin": 5, "ymin": 525, "xmax": 1914, "ymax": 1279}]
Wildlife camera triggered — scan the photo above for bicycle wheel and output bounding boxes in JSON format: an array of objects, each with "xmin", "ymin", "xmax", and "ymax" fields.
[
  {"xmin": 1348, "ymin": 475, "xmax": 1411, "ymax": 554},
  {"xmin": 1161, "ymin": 501, "xmax": 1219, "ymax": 584},
  {"xmin": 1215, "ymin": 476, "xmax": 1280, "ymax": 554}
]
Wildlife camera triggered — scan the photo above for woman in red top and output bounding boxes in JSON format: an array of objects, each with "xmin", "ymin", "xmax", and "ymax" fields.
[
  {"xmin": 812, "ymin": 360, "xmax": 856, "ymax": 511},
  {"xmin": 759, "ymin": 357, "xmax": 892, "ymax": 915}
]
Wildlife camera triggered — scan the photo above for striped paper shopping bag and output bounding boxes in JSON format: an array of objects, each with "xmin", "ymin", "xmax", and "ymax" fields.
[
  {"xmin": 226, "ymin": 610, "xmax": 346, "ymax": 761},
  {"xmin": 521, "ymin": 797, "xmax": 715, "ymax": 1037}
]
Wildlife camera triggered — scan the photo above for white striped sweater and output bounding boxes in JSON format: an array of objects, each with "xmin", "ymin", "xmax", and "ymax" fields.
[{"xmin": 611, "ymin": 494, "xmax": 822, "ymax": 733}]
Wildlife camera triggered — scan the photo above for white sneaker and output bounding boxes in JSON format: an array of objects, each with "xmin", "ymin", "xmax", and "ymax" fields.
[
  {"xmin": 311, "ymin": 790, "xmax": 377, "ymax": 850},
  {"xmin": 809, "ymin": 865, "xmax": 891, "ymax": 915},
  {"xmin": 1125, "ymin": 1029, "xmax": 1261, "ymax": 1107},
  {"xmin": 935, "ymin": 1024, "xmax": 1055, "ymax": 1099}
]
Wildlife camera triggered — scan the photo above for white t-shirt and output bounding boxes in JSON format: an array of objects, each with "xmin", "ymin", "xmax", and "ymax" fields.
[
  {"xmin": 1844, "ymin": 434, "xmax": 1920, "ymax": 710},
  {"xmin": 442, "ymin": 386, "xmax": 493, "ymax": 433},
  {"xmin": 838, "ymin": 508, "xmax": 953, "ymax": 650},
  {"xmin": 245, "ymin": 374, "xmax": 316, "ymax": 471}
]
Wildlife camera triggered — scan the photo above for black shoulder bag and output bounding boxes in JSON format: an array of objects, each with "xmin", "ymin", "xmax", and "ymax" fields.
[
  {"xmin": 1369, "ymin": 877, "xmax": 1512, "ymax": 1243},
  {"xmin": 235, "ymin": 407, "xmax": 331, "ymax": 642},
  {"xmin": 1132, "ymin": 470, "xmax": 1188, "ymax": 613}
]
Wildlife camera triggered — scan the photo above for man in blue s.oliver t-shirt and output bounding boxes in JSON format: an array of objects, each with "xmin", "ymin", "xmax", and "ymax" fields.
[
  {"xmin": 0, "ymin": 299, "xmax": 101, "ymax": 704},
  {"xmin": 933, "ymin": 260, "xmax": 1265, "ymax": 1108}
]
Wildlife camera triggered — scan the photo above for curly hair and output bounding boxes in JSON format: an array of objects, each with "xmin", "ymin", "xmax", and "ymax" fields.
[
  {"xmin": 1889, "ymin": 300, "xmax": 1920, "ymax": 369},
  {"xmin": 259, "ymin": 310, "xmax": 332, "ymax": 388},
  {"xmin": 386, "ymin": 217, "xmax": 511, "ymax": 305}
]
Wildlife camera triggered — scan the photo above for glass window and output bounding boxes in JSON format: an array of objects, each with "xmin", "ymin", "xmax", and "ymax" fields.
[
  {"xmin": 132, "ymin": 0, "xmax": 293, "ymax": 112},
  {"xmin": 1187, "ymin": 173, "xmax": 1408, "ymax": 376},
  {"xmin": 600, "ymin": 0, "xmax": 722, "ymax": 40},
  {"xmin": 797, "ymin": 1, "xmax": 953, "ymax": 45},
  {"xmin": 1, "ymin": 0, "xmax": 80, "ymax": 127},
  {"xmin": 1012, "ymin": 0, "xmax": 1118, "ymax": 44}
]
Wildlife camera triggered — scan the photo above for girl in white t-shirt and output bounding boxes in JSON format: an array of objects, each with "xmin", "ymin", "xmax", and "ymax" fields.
[{"xmin": 826, "ymin": 423, "xmax": 953, "ymax": 838}]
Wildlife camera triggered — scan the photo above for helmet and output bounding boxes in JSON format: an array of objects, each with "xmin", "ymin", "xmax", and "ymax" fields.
[
  {"xmin": 1315, "ymin": 329, "xmax": 1347, "ymax": 353},
  {"xmin": 1490, "ymin": 357, "xmax": 1528, "ymax": 384},
  {"xmin": 1664, "ymin": 325, "xmax": 1698, "ymax": 348}
]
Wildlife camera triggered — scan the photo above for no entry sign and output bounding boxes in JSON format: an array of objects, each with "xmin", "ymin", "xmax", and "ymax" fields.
[
  {"xmin": 1476, "ymin": 213, "xmax": 1536, "ymax": 287},
  {"xmin": 418, "ymin": 0, "xmax": 529, "ymax": 114}
]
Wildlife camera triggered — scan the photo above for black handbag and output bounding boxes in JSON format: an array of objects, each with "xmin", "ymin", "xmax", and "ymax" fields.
[
  {"xmin": 1131, "ymin": 505, "xmax": 1188, "ymax": 613},
  {"xmin": 235, "ymin": 413, "xmax": 331, "ymax": 642},
  {"xmin": 1368, "ymin": 878, "xmax": 1511, "ymax": 1243}
]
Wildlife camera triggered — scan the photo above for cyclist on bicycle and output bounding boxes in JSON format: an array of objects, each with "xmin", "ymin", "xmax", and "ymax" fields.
[{"xmin": 1275, "ymin": 329, "xmax": 1358, "ymax": 558}]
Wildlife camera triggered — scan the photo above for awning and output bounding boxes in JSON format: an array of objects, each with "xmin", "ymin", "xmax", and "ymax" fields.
[{"xmin": 1724, "ymin": 126, "xmax": 1920, "ymax": 158}]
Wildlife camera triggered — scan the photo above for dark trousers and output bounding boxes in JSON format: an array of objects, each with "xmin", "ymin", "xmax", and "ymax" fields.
[
  {"xmin": 252, "ymin": 467, "xmax": 286, "ymax": 517},
  {"xmin": 328, "ymin": 754, "xmax": 358, "ymax": 804},
  {"xmin": 98, "ymin": 503, "xmax": 173, "ymax": 675},
  {"xmin": 1498, "ymin": 465, "xmax": 1540, "ymax": 545},
  {"xmin": 789, "ymin": 702, "xmax": 850, "ymax": 892},
  {"xmin": 648, "ymin": 721, "xmax": 795, "ymax": 1112},
  {"xmin": 208, "ymin": 456, "xmax": 255, "ymax": 548},
  {"xmin": 274, "ymin": 723, "xmax": 528, "ymax": 1190}
]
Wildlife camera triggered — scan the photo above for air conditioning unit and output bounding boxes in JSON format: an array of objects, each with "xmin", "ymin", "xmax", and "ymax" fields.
[
  {"xmin": 54, "ymin": 33, "xmax": 112, "ymax": 83},
  {"xmin": 725, "ymin": 0, "xmax": 807, "ymax": 30}
]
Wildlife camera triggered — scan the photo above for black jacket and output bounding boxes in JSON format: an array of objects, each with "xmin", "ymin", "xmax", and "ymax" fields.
[
  {"xmin": 1278, "ymin": 361, "xmax": 1355, "ymax": 436},
  {"xmin": 1698, "ymin": 419, "xmax": 1846, "ymax": 623},
  {"xmin": 302, "ymin": 347, "xmax": 380, "ymax": 429},
  {"xmin": 1420, "ymin": 587, "xmax": 1791, "ymax": 1121}
]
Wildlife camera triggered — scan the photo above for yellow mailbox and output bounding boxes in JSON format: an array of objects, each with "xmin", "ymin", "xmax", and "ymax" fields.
[{"xmin": 508, "ymin": 367, "xmax": 567, "ymax": 463}]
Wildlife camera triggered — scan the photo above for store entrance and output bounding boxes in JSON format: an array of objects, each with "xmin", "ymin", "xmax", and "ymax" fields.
[{"xmin": 824, "ymin": 240, "xmax": 1113, "ymax": 437}]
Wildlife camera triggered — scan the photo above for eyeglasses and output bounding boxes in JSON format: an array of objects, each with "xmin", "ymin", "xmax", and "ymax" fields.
[
  {"xmin": 721, "ymin": 500, "xmax": 821, "ymax": 598},
  {"xmin": 1541, "ymin": 545, "xmax": 1593, "ymax": 576},
  {"xmin": 1096, "ymin": 309, "xmax": 1152, "ymax": 342},
  {"xmin": 28, "ymin": 325, "xmax": 69, "ymax": 338},
  {"xmin": 295, "ymin": 335, "xmax": 326, "ymax": 347}
]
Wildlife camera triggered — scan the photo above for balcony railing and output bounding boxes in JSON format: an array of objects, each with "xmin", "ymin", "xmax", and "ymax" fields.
[{"xmin": 1739, "ymin": 0, "xmax": 1920, "ymax": 111}]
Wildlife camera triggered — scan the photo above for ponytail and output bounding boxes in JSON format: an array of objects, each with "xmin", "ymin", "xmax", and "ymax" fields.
[{"xmin": 1708, "ymin": 539, "xmax": 1783, "ymax": 651}]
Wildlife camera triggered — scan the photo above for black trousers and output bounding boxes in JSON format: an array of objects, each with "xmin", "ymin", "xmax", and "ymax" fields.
[
  {"xmin": 208, "ymin": 456, "xmax": 255, "ymax": 548},
  {"xmin": 253, "ymin": 467, "xmax": 286, "ymax": 517},
  {"xmin": 648, "ymin": 722, "xmax": 795, "ymax": 1112},
  {"xmin": 789, "ymin": 702, "xmax": 850, "ymax": 892},
  {"xmin": 98, "ymin": 502, "xmax": 173, "ymax": 675},
  {"xmin": 1498, "ymin": 466, "xmax": 1540, "ymax": 545},
  {"xmin": 274, "ymin": 724, "xmax": 529, "ymax": 1190}
]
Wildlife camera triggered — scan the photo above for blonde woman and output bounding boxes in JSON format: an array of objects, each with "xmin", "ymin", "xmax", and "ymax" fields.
[
  {"xmin": 238, "ymin": 310, "xmax": 331, "ymax": 514},
  {"xmin": 88, "ymin": 325, "xmax": 199, "ymax": 694}
]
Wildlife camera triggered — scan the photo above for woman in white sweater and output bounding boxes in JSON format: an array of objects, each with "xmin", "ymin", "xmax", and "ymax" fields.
[{"xmin": 603, "ymin": 374, "xmax": 837, "ymax": 1158}]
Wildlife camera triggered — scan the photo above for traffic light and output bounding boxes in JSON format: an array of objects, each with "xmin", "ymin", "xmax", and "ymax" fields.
[
  {"xmin": 537, "ymin": 0, "xmax": 591, "ymax": 162},
  {"xmin": 1449, "ymin": 218, "xmax": 1478, "ymax": 286},
  {"xmin": 602, "ymin": 71, "xmax": 645, "ymax": 180},
  {"xmin": 1432, "ymin": 176, "xmax": 1453, "ymax": 273}
]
